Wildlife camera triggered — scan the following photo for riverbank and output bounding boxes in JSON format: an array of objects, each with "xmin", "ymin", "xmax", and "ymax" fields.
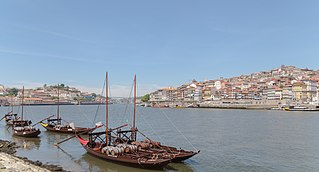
[
  {"xmin": 0, "ymin": 153, "xmax": 51, "ymax": 172},
  {"xmin": 0, "ymin": 140, "xmax": 68, "ymax": 172},
  {"xmin": 149, "ymin": 100, "xmax": 319, "ymax": 110}
]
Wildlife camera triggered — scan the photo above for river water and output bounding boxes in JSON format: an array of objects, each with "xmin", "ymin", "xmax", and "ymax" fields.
[{"xmin": 1, "ymin": 105, "xmax": 319, "ymax": 172}]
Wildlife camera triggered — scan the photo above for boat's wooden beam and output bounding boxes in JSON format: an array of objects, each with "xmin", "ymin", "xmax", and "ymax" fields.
[{"xmin": 116, "ymin": 129, "xmax": 139, "ymax": 134}]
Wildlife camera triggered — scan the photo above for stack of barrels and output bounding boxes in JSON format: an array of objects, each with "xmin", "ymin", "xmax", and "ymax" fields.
[
  {"xmin": 122, "ymin": 144, "xmax": 138, "ymax": 153},
  {"xmin": 143, "ymin": 139, "xmax": 161, "ymax": 148},
  {"xmin": 101, "ymin": 146, "xmax": 124, "ymax": 156},
  {"xmin": 101, "ymin": 144, "xmax": 138, "ymax": 156},
  {"xmin": 132, "ymin": 141, "xmax": 152, "ymax": 150}
]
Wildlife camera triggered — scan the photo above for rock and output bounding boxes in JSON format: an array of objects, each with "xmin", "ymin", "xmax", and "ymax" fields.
[
  {"xmin": 0, "ymin": 163, "xmax": 6, "ymax": 169},
  {"xmin": 0, "ymin": 140, "xmax": 18, "ymax": 155},
  {"xmin": 7, "ymin": 167, "xmax": 18, "ymax": 172},
  {"xmin": 21, "ymin": 157, "xmax": 28, "ymax": 160},
  {"xmin": 52, "ymin": 167, "xmax": 63, "ymax": 171},
  {"xmin": 1, "ymin": 139, "xmax": 69, "ymax": 172},
  {"xmin": 42, "ymin": 164, "xmax": 66, "ymax": 171},
  {"xmin": 34, "ymin": 160, "xmax": 42, "ymax": 166}
]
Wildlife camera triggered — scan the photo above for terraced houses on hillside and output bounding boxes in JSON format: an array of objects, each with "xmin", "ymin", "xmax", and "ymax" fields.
[{"xmin": 149, "ymin": 66, "xmax": 319, "ymax": 106}]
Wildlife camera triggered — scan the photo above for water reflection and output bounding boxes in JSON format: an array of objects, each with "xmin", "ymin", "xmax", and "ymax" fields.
[
  {"xmin": 57, "ymin": 146, "xmax": 77, "ymax": 160},
  {"xmin": 166, "ymin": 162, "xmax": 194, "ymax": 172},
  {"xmin": 81, "ymin": 153, "xmax": 162, "ymax": 172},
  {"xmin": 0, "ymin": 124, "xmax": 13, "ymax": 138},
  {"xmin": 2, "ymin": 105, "xmax": 318, "ymax": 171},
  {"xmin": 12, "ymin": 136, "xmax": 41, "ymax": 150},
  {"xmin": 44, "ymin": 130, "xmax": 74, "ymax": 145},
  {"xmin": 80, "ymin": 153, "xmax": 194, "ymax": 172}
]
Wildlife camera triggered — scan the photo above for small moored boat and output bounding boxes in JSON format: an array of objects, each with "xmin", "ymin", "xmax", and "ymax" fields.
[
  {"xmin": 40, "ymin": 84, "xmax": 93, "ymax": 134},
  {"xmin": 12, "ymin": 86, "xmax": 41, "ymax": 138}
]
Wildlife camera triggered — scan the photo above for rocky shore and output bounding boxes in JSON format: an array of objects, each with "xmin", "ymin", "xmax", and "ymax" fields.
[{"xmin": 0, "ymin": 139, "xmax": 68, "ymax": 172}]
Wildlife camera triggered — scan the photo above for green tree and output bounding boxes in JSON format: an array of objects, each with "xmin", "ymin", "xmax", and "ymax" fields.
[
  {"xmin": 141, "ymin": 94, "xmax": 150, "ymax": 102},
  {"xmin": 8, "ymin": 88, "xmax": 18, "ymax": 96}
]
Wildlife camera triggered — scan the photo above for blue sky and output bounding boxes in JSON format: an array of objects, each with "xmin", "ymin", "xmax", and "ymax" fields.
[{"xmin": 0, "ymin": 0, "xmax": 319, "ymax": 96}]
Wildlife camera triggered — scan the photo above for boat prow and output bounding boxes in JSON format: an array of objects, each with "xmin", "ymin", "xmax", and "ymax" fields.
[
  {"xmin": 132, "ymin": 140, "xmax": 199, "ymax": 162},
  {"xmin": 171, "ymin": 149, "xmax": 199, "ymax": 162}
]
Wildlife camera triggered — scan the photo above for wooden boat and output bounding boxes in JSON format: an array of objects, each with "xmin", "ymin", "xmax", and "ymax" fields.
[
  {"xmin": 12, "ymin": 86, "xmax": 41, "ymax": 138},
  {"xmin": 40, "ymin": 120, "xmax": 93, "ymax": 134},
  {"xmin": 40, "ymin": 84, "xmax": 93, "ymax": 134},
  {"xmin": 2, "ymin": 112, "xmax": 18, "ymax": 126},
  {"xmin": 1, "ymin": 96, "xmax": 19, "ymax": 126},
  {"xmin": 12, "ymin": 120, "xmax": 41, "ymax": 137},
  {"xmin": 284, "ymin": 106, "xmax": 319, "ymax": 111},
  {"xmin": 75, "ymin": 72, "xmax": 172, "ymax": 169},
  {"xmin": 115, "ymin": 75, "xmax": 199, "ymax": 162}
]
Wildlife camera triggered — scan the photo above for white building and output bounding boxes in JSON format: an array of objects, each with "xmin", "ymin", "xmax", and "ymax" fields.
[
  {"xmin": 0, "ymin": 85, "xmax": 5, "ymax": 95},
  {"xmin": 303, "ymin": 80, "xmax": 317, "ymax": 103},
  {"xmin": 214, "ymin": 81, "xmax": 221, "ymax": 90}
]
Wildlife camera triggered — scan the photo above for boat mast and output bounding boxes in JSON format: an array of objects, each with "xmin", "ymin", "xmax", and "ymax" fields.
[
  {"xmin": 132, "ymin": 74, "xmax": 137, "ymax": 141},
  {"xmin": 11, "ymin": 95, "xmax": 13, "ymax": 112},
  {"xmin": 105, "ymin": 72, "xmax": 109, "ymax": 145},
  {"xmin": 57, "ymin": 84, "xmax": 60, "ymax": 119},
  {"xmin": 21, "ymin": 86, "xmax": 24, "ymax": 120}
]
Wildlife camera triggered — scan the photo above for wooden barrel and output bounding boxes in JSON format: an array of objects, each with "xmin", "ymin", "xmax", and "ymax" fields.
[
  {"xmin": 113, "ymin": 147, "xmax": 122, "ymax": 156},
  {"xmin": 119, "ymin": 146, "xmax": 125, "ymax": 153},
  {"xmin": 144, "ymin": 139, "xmax": 160, "ymax": 147},
  {"xmin": 141, "ymin": 143, "xmax": 146, "ymax": 149},
  {"xmin": 124, "ymin": 145, "xmax": 136, "ymax": 153},
  {"xmin": 101, "ymin": 147, "xmax": 106, "ymax": 153},
  {"xmin": 110, "ymin": 147, "xmax": 117, "ymax": 156},
  {"xmin": 107, "ymin": 147, "xmax": 114, "ymax": 156},
  {"xmin": 132, "ymin": 145, "xmax": 138, "ymax": 151}
]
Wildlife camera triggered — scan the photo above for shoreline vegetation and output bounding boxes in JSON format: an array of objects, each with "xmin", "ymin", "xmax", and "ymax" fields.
[{"xmin": 0, "ymin": 139, "xmax": 68, "ymax": 172}]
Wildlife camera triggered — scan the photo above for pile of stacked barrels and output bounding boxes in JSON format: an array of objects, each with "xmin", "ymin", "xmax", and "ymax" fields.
[
  {"xmin": 101, "ymin": 146, "xmax": 124, "ymax": 156},
  {"xmin": 122, "ymin": 144, "xmax": 138, "ymax": 153},
  {"xmin": 101, "ymin": 144, "xmax": 138, "ymax": 156},
  {"xmin": 143, "ymin": 139, "xmax": 161, "ymax": 148},
  {"xmin": 131, "ymin": 141, "xmax": 153, "ymax": 150}
]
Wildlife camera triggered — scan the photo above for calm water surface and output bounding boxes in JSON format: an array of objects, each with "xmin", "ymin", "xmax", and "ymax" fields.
[{"xmin": 1, "ymin": 104, "xmax": 319, "ymax": 172}]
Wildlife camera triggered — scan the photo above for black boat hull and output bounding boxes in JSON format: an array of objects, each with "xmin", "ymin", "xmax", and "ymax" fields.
[{"xmin": 13, "ymin": 129, "xmax": 41, "ymax": 138}]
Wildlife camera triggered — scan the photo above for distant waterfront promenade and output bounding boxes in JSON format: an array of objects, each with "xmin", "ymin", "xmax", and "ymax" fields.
[
  {"xmin": 149, "ymin": 99, "xmax": 280, "ymax": 109},
  {"xmin": 148, "ymin": 99, "xmax": 319, "ymax": 110}
]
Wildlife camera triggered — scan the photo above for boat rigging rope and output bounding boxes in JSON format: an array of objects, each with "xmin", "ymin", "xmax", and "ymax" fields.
[
  {"xmin": 76, "ymin": 105, "xmax": 95, "ymax": 127},
  {"xmin": 121, "ymin": 81, "xmax": 134, "ymax": 124},
  {"xmin": 135, "ymin": 109, "xmax": 174, "ymax": 153},
  {"xmin": 112, "ymin": 81, "xmax": 134, "ymax": 126},
  {"xmin": 92, "ymin": 78, "xmax": 106, "ymax": 126},
  {"xmin": 123, "ymin": 79, "xmax": 175, "ymax": 153},
  {"xmin": 17, "ymin": 104, "xmax": 20, "ymax": 116},
  {"xmin": 25, "ymin": 94, "xmax": 36, "ymax": 121},
  {"xmin": 159, "ymin": 110, "xmax": 199, "ymax": 152}
]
